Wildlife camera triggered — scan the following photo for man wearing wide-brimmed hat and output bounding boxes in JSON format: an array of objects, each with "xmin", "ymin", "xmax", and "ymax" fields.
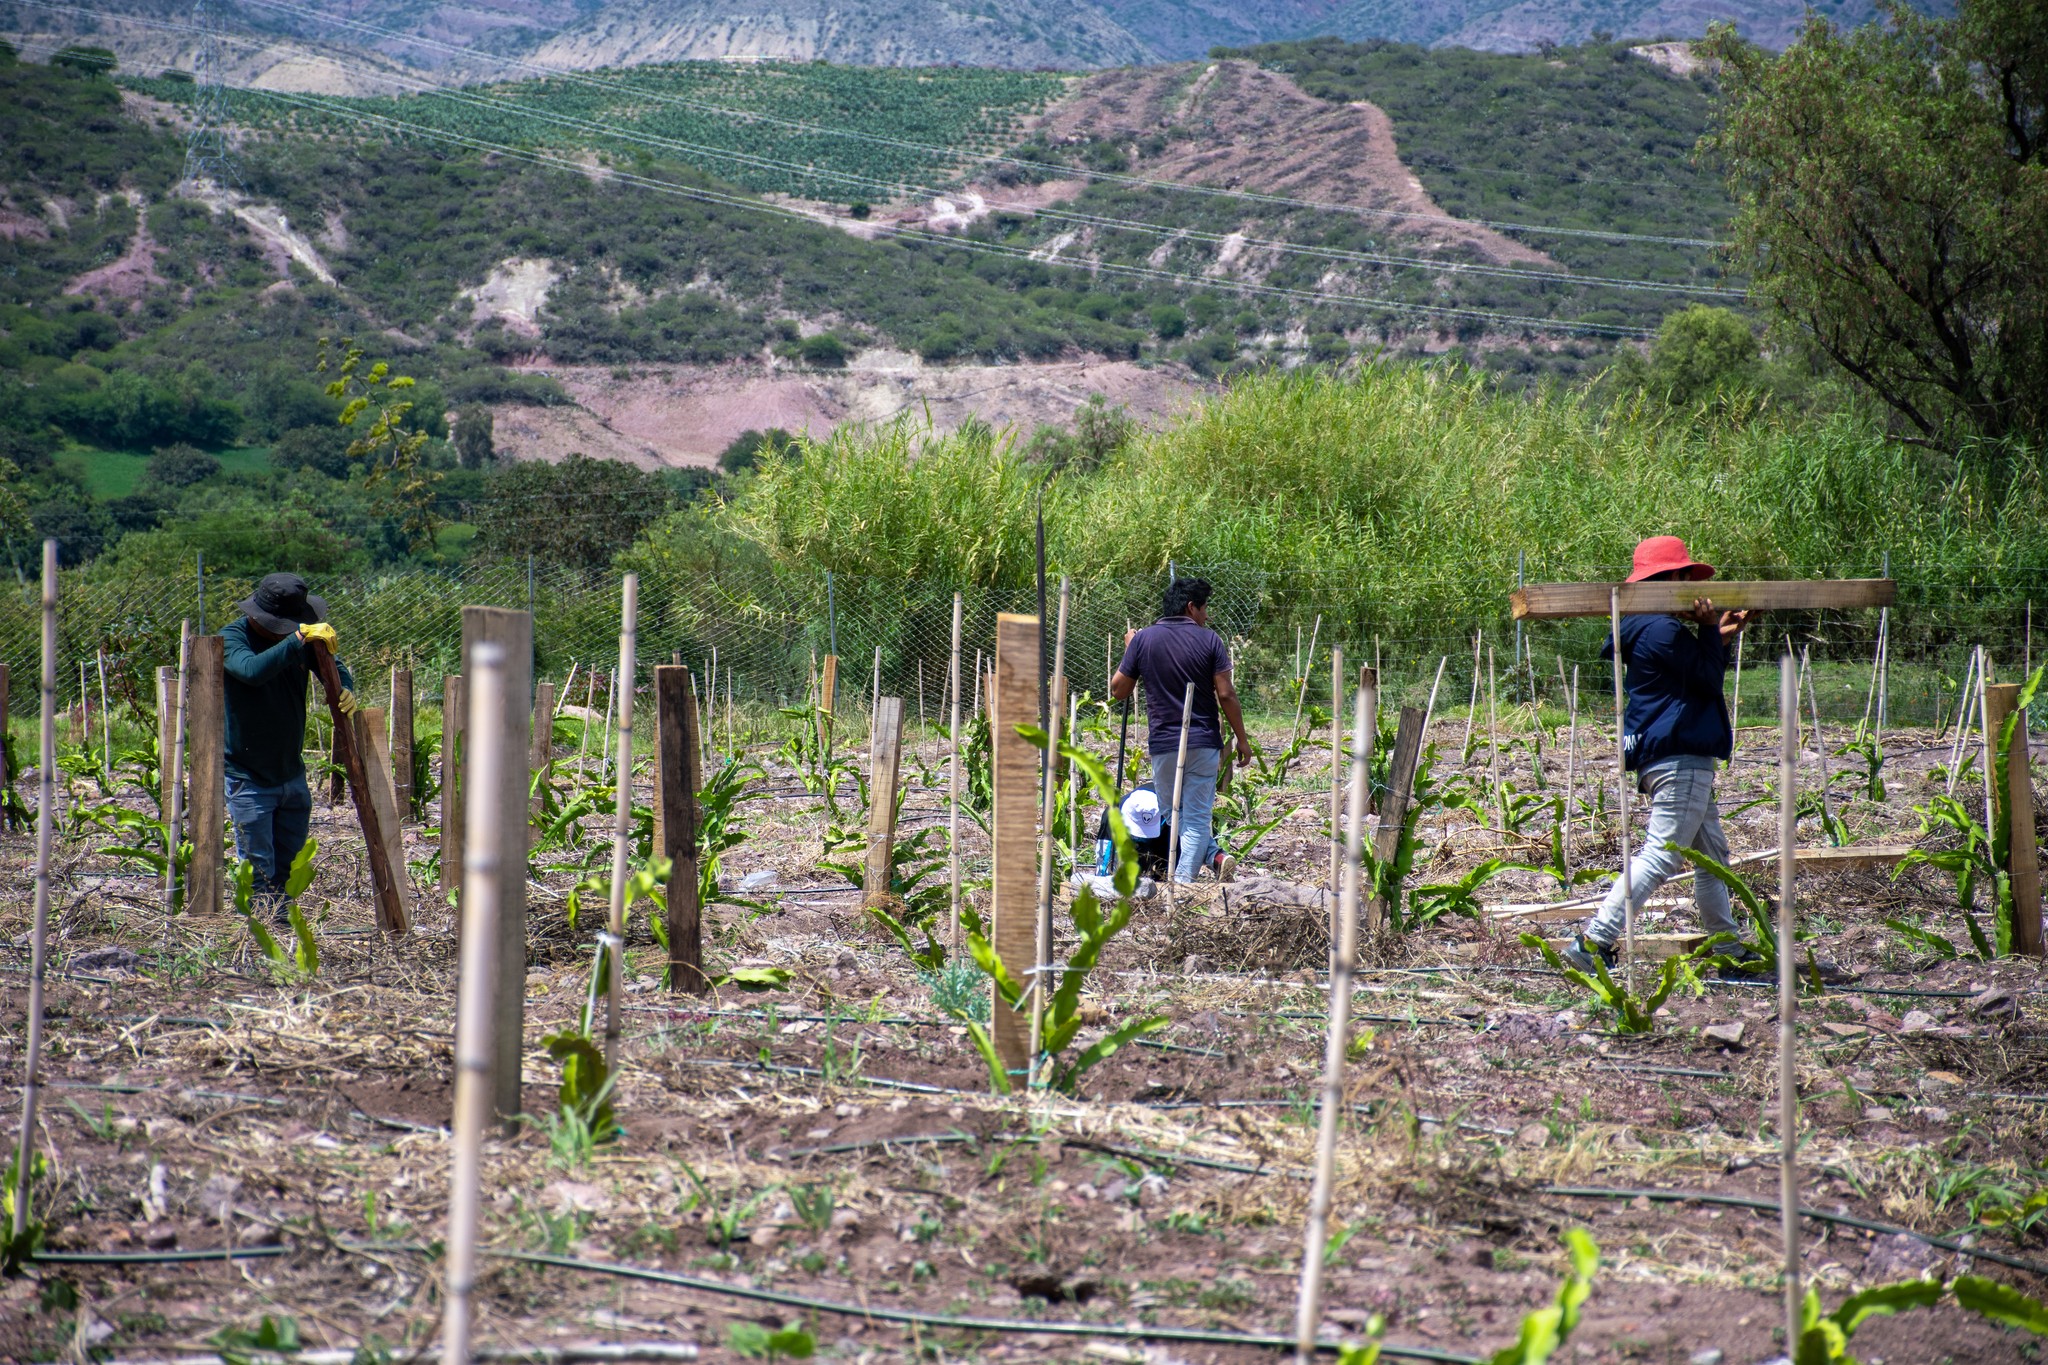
[
  {"xmin": 221, "ymin": 573, "xmax": 356, "ymax": 920},
  {"xmin": 1564, "ymin": 537, "xmax": 1763, "ymax": 979}
]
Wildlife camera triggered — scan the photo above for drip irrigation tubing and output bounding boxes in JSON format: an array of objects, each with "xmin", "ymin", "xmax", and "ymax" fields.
[
  {"xmin": 487, "ymin": 1249, "xmax": 1483, "ymax": 1362},
  {"xmin": 1536, "ymin": 1185, "xmax": 2048, "ymax": 1277}
]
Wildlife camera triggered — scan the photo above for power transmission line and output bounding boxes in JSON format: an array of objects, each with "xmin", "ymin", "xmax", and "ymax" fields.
[{"xmin": 180, "ymin": 0, "xmax": 244, "ymax": 189}]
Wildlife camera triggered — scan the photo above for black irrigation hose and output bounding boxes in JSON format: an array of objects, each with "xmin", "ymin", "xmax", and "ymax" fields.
[
  {"xmin": 492, "ymin": 1249, "xmax": 1483, "ymax": 1363},
  {"xmin": 35, "ymin": 1245, "xmax": 288, "ymax": 1264},
  {"xmin": 1538, "ymin": 1185, "xmax": 2048, "ymax": 1278},
  {"xmin": 773, "ymin": 1128, "xmax": 1286, "ymax": 1177}
]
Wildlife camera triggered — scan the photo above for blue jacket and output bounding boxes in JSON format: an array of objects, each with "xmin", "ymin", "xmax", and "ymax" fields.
[{"xmin": 1602, "ymin": 613, "xmax": 1732, "ymax": 772}]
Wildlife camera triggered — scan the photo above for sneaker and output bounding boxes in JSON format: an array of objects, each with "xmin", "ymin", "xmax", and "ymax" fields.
[
  {"xmin": 1211, "ymin": 852, "xmax": 1237, "ymax": 883},
  {"xmin": 1560, "ymin": 933, "xmax": 1618, "ymax": 976}
]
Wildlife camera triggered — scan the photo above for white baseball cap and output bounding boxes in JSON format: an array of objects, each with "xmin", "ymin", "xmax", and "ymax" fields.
[{"xmin": 1120, "ymin": 788, "xmax": 1163, "ymax": 840}]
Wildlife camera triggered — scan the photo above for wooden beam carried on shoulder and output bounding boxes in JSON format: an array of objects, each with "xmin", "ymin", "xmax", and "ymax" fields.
[{"xmin": 1511, "ymin": 579, "xmax": 1895, "ymax": 620}]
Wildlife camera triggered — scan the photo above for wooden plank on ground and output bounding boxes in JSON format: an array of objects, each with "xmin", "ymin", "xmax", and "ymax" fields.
[
  {"xmin": 186, "ymin": 636, "xmax": 225, "ymax": 914},
  {"xmin": 864, "ymin": 696, "xmax": 904, "ymax": 914},
  {"xmin": 1728, "ymin": 844, "xmax": 1912, "ymax": 873},
  {"xmin": 990, "ymin": 613, "xmax": 1040, "ymax": 1082},
  {"xmin": 462, "ymin": 607, "xmax": 532, "ymax": 1121},
  {"xmin": 352, "ymin": 706, "xmax": 413, "ymax": 934},
  {"xmin": 440, "ymin": 674, "xmax": 463, "ymax": 907},
  {"xmin": 1365, "ymin": 705, "xmax": 1424, "ymax": 931},
  {"xmin": 1542, "ymin": 932, "xmax": 1708, "ymax": 963},
  {"xmin": 657, "ymin": 666, "xmax": 705, "ymax": 993},
  {"xmin": 1512, "ymin": 579, "xmax": 1896, "ymax": 620}
]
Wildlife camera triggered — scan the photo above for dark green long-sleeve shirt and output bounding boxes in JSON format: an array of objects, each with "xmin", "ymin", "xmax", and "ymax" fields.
[{"xmin": 220, "ymin": 617, "xmax": 353, "ymax": 787}]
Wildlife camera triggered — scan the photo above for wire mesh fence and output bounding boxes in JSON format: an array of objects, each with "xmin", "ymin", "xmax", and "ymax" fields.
[{"xmin": 3, "ymin": 554, "xmax": 2046, "ymax": 734}]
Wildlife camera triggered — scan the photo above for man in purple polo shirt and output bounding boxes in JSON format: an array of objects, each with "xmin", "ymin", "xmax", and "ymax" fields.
[{"xmin": 1111, "ymin": 577, "xmax": 1253, "ymax": 883}]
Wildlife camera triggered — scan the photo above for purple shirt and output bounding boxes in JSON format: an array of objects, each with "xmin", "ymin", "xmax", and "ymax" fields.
[{"xmin": 1118, "ymin": 614, "xmax": 1231, "ymax": 756}]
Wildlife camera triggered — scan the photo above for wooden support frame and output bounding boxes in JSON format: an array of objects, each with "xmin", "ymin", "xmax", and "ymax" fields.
[
  {"xmin": 657, "ymin": 665, "xmax": 706, "ymax": 993},
  {"xmin": 1985, "ymin": 682, "xmax": 2045, "ymax": 957},
  {"xmin": 185, "ymin": 635, "xmax": 225, "ymax": 914},
  {"xmin": 1512, "ymin": 578, "xmax": 1895, "ymax": 620},
  {"xmin": 390, "ymin": 667, "xmax": 415, "ymax": 821},
  {"xmin": 864, "ymin": 696, "xmax": 904, "ymax": 915},
  {"xmin": 352, "ymin": 706, "xmax": 413, "ymax": 934},
  {"xmin": 989, "ymin": 613, "xmax": 1040, "ymax": 1081},
  {"xmin": 440, "ymin": 674, "xmax": 464, "ymax": 909},
  {"xmin": 461, "ymin": 607, "xmax": 532, "ymax": 1120},
  {"xmin": 1364, "ymin": 705, "xmax": 1426, "ymax": 931}
]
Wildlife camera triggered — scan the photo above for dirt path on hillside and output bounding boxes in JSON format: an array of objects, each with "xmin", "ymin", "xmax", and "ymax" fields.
[
  {"xmin": 494, "ymin": 354, "xmax": 1212, "ymax": 466},
  {"xmin": 1028, "ymin": 59, "xmax": 1557, "ymax": 269}
]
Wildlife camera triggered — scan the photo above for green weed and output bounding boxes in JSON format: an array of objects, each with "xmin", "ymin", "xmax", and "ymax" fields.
[{"xmin": 1520, "ymin": 934, "xmax": 1694, "ymax": 1034}]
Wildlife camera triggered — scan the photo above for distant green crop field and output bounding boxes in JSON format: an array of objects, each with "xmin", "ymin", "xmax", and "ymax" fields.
[
  {"xmin": 63, "ymin": 446, "xmax": 272, "ymax": 499},
  {"xmin": 127, "ymin": 62, "xmax": 1067, "ymax": 204}
]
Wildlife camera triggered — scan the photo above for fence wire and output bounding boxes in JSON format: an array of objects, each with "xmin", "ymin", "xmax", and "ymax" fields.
[{"xmin": 3, "ymin": 556, "xmax": 2046, "ymax": 732}]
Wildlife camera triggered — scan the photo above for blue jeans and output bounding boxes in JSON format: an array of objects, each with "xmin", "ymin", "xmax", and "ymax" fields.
[
  {"xmin": 1587, "ymin": 759, "xmax": 1745, "ymax": 947},
  {"xmin": 226, "ymin": 772, "xmax": 313, "ymax": 916},
  {"xmin": 1150, "ymin": 746, "xmax": 1222, "ymax": 882}
]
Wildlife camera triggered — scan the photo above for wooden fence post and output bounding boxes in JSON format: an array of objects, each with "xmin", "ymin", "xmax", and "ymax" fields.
[
  {"xmin": 529, "ymin": 680, "xmax": 556, "ymax": 819},
  {"xmin": 1985, "ymin": 682, "xmax": 2044, "ymax": 956},
  {"xmin": 1365, "ymin": 706, "xmax": 1425, "ymax": 931},
  {"xmin": 818, "ymin": 653, "xmax": 839, "ymax": 759},
  {"xmin": 462, "ymin": 607, "xmax": 533, "ymax": 1120},
  {"xmin": 186, "ymin": 635, "xmax": 225, "ymax": 914},
  {"xmin": 441, "ymin": 674, "xmax": 464, "ymax": 911},
  {"xmin": 155, "ymin": 665, "xmax": 176, "ymax": 815},
  {"xmin": 390, "ymin": 667, "xmax": 415, "ymax": 821},
  {"xmin": 990, "ymin": 613, "xmax": 1040, "ymax": 1082},
  {"xmin": 864, "ymin": 696, "xmax": 904, "ymax": 914},
  {"xmin": 352, "ymin": 706, "xmax": 413, "ymax": 932},
  {"xmin": 657, "ymin": 666, "xmax": 705, "ymax": 993}
]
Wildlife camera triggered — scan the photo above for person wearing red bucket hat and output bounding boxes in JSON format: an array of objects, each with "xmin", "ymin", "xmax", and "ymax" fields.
[{"xmin": 1563, "ymin": 537, "xmax": 1765, "ymax": 979}]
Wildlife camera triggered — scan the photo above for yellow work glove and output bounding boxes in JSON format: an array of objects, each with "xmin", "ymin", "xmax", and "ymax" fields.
[
  {"xmin": 335, "ymin": 687, "xmax": 358, "ymax": 717},
  {"xmin": 299, "ymin": 622, "xmax": 339, "ymax": 651}
]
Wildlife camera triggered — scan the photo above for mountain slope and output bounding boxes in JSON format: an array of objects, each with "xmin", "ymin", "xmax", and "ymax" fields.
[
  {"xmin": 1317, "ymin": 0, "xmax": 1954, "ymax": 52},
  {"xmin": 1086, "ymin": 1, "xmax": 1344, "ymax": 60}
]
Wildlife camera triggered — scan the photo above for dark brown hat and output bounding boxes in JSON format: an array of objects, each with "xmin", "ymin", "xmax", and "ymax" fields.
[{"xmin": 238, "ymin": 573, "xmax": 329, "ymax": 635}]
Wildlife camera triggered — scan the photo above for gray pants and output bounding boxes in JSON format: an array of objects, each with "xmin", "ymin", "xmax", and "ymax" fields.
[
  {"xmin": 1149, "ymin": 745, "xmax": 1222, "ymax": 882},
  {"xmin": 1587, "ymin": 760, "xmax": 1745, "ymax": 947}
]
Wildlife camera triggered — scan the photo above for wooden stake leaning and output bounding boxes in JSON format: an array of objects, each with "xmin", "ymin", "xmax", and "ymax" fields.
[
  {"xmin": 602, "ymin": 573, "xmax": 640, "ymax": 1076},
  {"xmin": 1165, "ymin": 681, "xmax": 1195, "ymax": 911},
  {"xmin": 1365, "ymin": 705, "xmax": 1424, "ymax": 933},
  {"xmin": 163, "ymin": 623, "xmax": 191, "ymax": 923},
  {"xmin": 441, "ymin": 640, "xmax": 506, "ymax": 1365},
  {"xmin": 948, "ymin": 593, "xmax": 964, "ymax": 952},
  {"xmin": 1460, "ymin": 631, "xmax": 1481, "ymax": 761},
  {"xmin": 1609, "ymin": 589, "xmax": 1636, "ymax": 991},
  {"xmin": 11, "ymin": 540, "xmax": 58, "ymax": 1251},
  {"xmin": 1293, "ymin": 672, "xmax": 1374, "ymax": 1364},
  {"xmin": 1945, "ymin": 647, "xmax": 1981, "ymax": 796},
  {"xmin": 1776, "ymin": 654, "xmax": 1802, "ymax": 1350},
  {"xmin": 308, "ymin": 640, "xmax": 409, "ymax": 936},
  {"xmin": 1289, "ymin": 613, "xmax": 1321, "ymax": 746}
]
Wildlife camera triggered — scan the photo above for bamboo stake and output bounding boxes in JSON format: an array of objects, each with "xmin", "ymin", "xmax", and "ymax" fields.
[
  {"xmin": 11, "ymin": 541, "xmax": 57, "ymax": 1249},
  {"xmin": 1776, "ymin": 654, "xmax": 1802, "ymax": 1350},
  {"xmin": 602, "ymin": 575, "xmax": 639, "ymax": 1076},
  {"xmin": 1800, "ymin": 647, "xmax": 1837, "ymax": 840},
  {"xmin": 162, "ymin": 622, "xmax": 191, "ymax": 926},
  {"xmin": 1945, "ymin": 647, "xmax": 1981, "ymax": 792},
  {"xmin": 1609, "ymin": 589, "xmax": 1636, "ymax": 992},
  {"xmin": 917, "ymin": 658, "xmax": 926, "ymax": 740},
  {"xmin": 726, "ymin": 666, "xmax": 734, "ymax": 759},
  {"xmin": 1731, "ymin": 627, "xmax": 1745, "ymax": 744},
  {"xmin": 597, "ymin": 669, "xmax": 617, "ymax": 788},
  {"xmin": 96, "ymin": 648, "xmax": 111, "ymax": 788},
  {"xmin": 949, "ymin": 593, "xmax": 964, "ymax": 952},
  {"xmin": 1460, "ymin": 631, "xmax": 1481, "ymax": 761},
  {"xmin": 1874, "ymin": 617, "xmax": 1890, "ymax": 748},
  {"xmin": 1289, "ymin": 614, "xmax": 1321, "ymax": 745},
  {"xmin": 1420, "ymin": 655, "xmax": 1447, "ymax": 736},
  {"xmin": 972, "ymin": 649, "xmax": 983, "ymax": 717},
  {"xmin": 576, "ymin": 667, "xmax": 596, "ymax": 778},
  {"xmin": 1293, "ymin": 672, "xmax": 1373, "ymax": 1364},
  {"xmin": 441, "ymin": 639, "xmax": 506, "ymax": 1365},
  {"xmin": 1486, "ymin": 645, "xmax": 1503, "ymax": 818},
  {"xmin": 1165, "ymin": 681, "xmax": 1195, "ymax": 909},
  {"xmin": 1562, "ymin": 665, "xmax": 1580, "ymax": 874},
  {"xmin": 872, "ymin": 645, "xmax": 882, "ymax": 721},
  {"xmin": 1067, "ymin": 690, "xmax": 1080, "ymax": 857},
  {"xmin": 707, "ymin": 648, "xmax": 717, "ymax": 756},
  {"xmin": 1029, "ymin": 581, "xmax": 1070, "ymax": 1080},
  {"xmin": 1979, "ymin": 653, "xmax": 1997, "ymax": 843},
  {"xmin": 1328, "ymin": 646, "xmax": 1343, "ymax": 899}
]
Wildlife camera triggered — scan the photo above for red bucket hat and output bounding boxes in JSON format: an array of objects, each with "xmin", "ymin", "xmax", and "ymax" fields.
[{"xmin": 1626, "ymin": 536, "xmax": 1715, "ymax": 583}]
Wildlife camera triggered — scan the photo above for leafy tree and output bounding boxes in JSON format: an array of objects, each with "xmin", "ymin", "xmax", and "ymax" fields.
[
  {"xmin": 145, "ymin": 443, "xmax": 221, "ymax": 490},
  {"xmin": 717, "ymin": 427, "xmax": 799, "ymax": 475},
  {"xmin": 1149, "ymin": 305, "xmax": 1188, "ymax": 340},
  {"xmin": 453, "ymin": 404, "xmax": 495, "ymax": 470},
  {"xmin": 270, "ymin": 425, "xmax": 354, "ymax": 479},
  {"xmin": 471, "ymin": 453, "xmax": 677, "ymax": 573},
  {"xmin": 1607, "ymin": 306, "xmax": 1761, "ymax": 407},
  {"xmin": 0, "ymin": 455, "xmax": 28, "ymax": 541},
  {"xmin": 798, "ymin": 333, "xmax": 851, "ymax": 367},
  {"xmin": 1701, "ymin": 2, "xmax": 2048, "ymax": 446},
  {"xmin": 50, "ymin": 46, "xmax": 117, "ymax": 76},
  {"xmin": 319, "ymin": 337, "xmax": 443, "ymax": 552}
]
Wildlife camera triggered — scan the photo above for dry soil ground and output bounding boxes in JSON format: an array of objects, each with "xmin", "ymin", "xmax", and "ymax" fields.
[{"xmin": 3, "ymin": 705, "xmax": 2046, "ymax": 1364}]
